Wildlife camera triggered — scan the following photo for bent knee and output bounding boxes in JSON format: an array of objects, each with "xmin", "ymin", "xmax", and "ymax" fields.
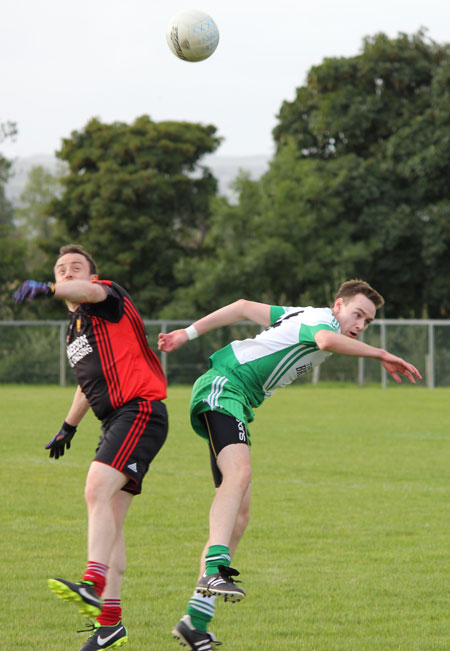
[
  {"xmin": 222, "ymin": 462, "xmax": 252, "ymax": 491},
  {"xmin": 240, "ymin": 463, "xmax": 252, "ymax": 488},
  {"xmin": 84, "ymin": 481, "xmax": 100, "ymax": 505},
  {"xmin": 84, "ymin": 475, "xmax": 108, "ymax": 505}
]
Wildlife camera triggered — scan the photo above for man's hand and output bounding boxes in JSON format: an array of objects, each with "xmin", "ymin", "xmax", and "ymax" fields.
[
  {"xmin": 45, "ymin": 422, "xmax": 77, "ymax": 459},
  {"xmin": 13, "ymin": 280, "xmax": 55, "ymax": 303},
  {"xmin": 380, "ymin": 352, "xmax": 422, "ymax": 384},
  {"xmin": 158, "ymin": 329, "xmax": 189, "ymax": 353}
]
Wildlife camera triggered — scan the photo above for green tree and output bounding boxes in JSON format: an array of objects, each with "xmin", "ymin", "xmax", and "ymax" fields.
[
  {"xmin": 272, "ymin": 29, "xmax": 450, "ymax": 316},
  {"xmin": 47, "ymin": 115, "xmax": 221, "ymax": 316}
]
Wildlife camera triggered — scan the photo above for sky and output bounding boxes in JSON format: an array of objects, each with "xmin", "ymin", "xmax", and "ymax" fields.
[{"xmin": 1, "ymin": 0, "xmax": 448, "ymax": 160}]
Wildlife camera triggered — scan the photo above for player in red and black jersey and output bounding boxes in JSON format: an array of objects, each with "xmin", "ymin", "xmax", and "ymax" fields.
[
  {"xmin": 13, "ymin": 244, "xmax": 168, "ymax": 650},
  {"xmin": 66, "ymin": 278, "xmax": 166, "ymax": 420}
]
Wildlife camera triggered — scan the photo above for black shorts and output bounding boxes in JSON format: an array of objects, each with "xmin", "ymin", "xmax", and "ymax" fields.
[
  {"xmin": 96, "ymin": 398, "xmax": 168, "ymax": 495},
  {"xmin": 202, "ymin": 410, "xmax": 249, "ymax": 488}
]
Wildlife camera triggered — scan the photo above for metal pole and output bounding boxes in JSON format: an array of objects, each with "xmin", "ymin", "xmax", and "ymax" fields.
[
  {"xmin": 380, "ymin": 322, "xmax": 387, "ymax": 388},
  {"xmin": 358, "ymin": 331, "xmax": 364, "ymax": 387},
  {"xmin": 427, "ymin": 323, "xmax": 435, "ymax": 389},
  {"xmin": 160, "ymin": 321, "xmax": 168, "ymax": 379}
]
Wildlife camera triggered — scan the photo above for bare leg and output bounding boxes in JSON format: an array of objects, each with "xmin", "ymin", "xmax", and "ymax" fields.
[
  {"xmin": 102, "ymin": 490, "xmax": 133, "ymax": 599},
  {"xmin": 173, "ymin": 457, "xmax": 252, "ymax": 645},
  {"xmin": 208, "ymin": 444, "xmax": 252, "ymax": 547},
  {"xmin": 84, "ymin": 461, "xmax": 128, "ymax": 564},
  {"xmin": 198, "ymin": 483, "xmax": 251, "ymax": 578},
  {"xmin": 229, "ymin": 483, "xmax": 251, "ymax": 558},
  {"xmin": 47, "ymin": 462, "xmax": 130, "ymax": 620}
]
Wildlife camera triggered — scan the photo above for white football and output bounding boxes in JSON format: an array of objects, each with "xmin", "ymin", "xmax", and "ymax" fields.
[{"xmin": 166, "ymin": 10, "xmax": 219, "ymax": 62}]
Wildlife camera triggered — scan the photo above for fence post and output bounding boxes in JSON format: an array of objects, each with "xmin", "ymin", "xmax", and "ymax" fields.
[
  {"xmin": 358, "ymin": 331, "xmax": 365, "ymax": 387},
  {"xmin": 380, "ymin": 322, "xmax": 387, "ymax": 388},
  {"xmin": 427, "ymin": 323, "xmax": 435, "ymax": 389},
  {"xmin": 160, "ymin": 321, "xmax": 168, "ymax": 379}
]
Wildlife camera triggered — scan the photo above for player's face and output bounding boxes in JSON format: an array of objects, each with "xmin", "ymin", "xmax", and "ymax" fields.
[
  {"xmin": 333, "ymin": 293, "xmax": 376, "ymax": 338},
  {"xmin": 54, "ymin": 253, "xmax": 96, "ymax": 283}
]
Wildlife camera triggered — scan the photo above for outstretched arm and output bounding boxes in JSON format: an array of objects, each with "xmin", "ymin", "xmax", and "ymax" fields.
[
  {"xmin": 314, "ymin": 330, "xmax": 422, "ymax": 384},
  {"xmin": 158, "ymin": 299, "xmax": 271, "ymax": 353},
  {"xmin": 53, "ymin": 280, "xmax": 107, "ymax": 304},
  {"xmin": 13, "ymin": 279, "xmax": 107, "ymax": 304}
]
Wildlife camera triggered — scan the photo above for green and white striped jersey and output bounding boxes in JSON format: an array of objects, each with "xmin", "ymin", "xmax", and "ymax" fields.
[{"xmin": 209, "ymin": 305, "xmax": 340, "ymax": 408}]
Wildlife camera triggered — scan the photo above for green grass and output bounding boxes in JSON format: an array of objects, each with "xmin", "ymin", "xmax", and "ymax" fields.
[{"xmin": 1, "ymin": 383, "xmax": 449, "ymax": 649}]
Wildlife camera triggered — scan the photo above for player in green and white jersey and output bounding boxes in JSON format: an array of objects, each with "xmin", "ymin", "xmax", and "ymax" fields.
[
  {"xmin": 190, "ymin": 304, "xmax": 340, "ymax": 445},
  {"xmin": 158, "ymin": 280, "xmax": 422, "ymax": 650}
]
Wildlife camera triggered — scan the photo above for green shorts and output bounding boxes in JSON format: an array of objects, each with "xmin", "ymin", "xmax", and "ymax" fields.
[{"xmin": 190, "ymin": 368, "xmax": 255, "ymax": 445}]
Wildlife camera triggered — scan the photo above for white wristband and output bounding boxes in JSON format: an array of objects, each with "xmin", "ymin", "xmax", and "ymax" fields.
[{"xmin": 185, "ymin": 324, "xmax": 199, "ymax": 340}]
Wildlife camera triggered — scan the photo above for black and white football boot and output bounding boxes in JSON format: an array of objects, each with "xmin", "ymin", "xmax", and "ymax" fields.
[
  {"xmin": 172, "ymin": 615, "xmax": 221, "ymax": 650},
  {"xmin": 195, "ymin": 565, "xmax": 245, "ymax": 602}
]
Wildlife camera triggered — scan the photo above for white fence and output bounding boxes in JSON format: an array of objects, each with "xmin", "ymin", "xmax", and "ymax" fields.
[{"xmin": 1, "ymin": 319, "xmax": 450, "ymax": 388}]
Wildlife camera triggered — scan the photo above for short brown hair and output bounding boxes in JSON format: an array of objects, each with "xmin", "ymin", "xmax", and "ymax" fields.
[
  {"xmin": 334, "ymin": 279, "xmax": 384, "ymax": 309},
  {"xmin": 56, "ymin": 244, "xmax": 97, "ymax": 275}
]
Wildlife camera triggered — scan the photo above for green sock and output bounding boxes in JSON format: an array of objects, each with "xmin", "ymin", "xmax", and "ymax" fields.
[
  {"xmin": 205, "ymin": 544, "xmax": 230, "ymax": 575},
  {"xmin": 187, "ymin": 592, "xmax": 216, "ymax": 632}
]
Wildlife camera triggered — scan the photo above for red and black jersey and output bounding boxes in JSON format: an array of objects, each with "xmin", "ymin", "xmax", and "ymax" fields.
[{"xmin": 66, "ymin": 280, "xmax": 167, "ymax": 420}]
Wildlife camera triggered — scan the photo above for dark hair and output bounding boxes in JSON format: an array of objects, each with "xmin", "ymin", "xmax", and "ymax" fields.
[
  {"xmin": 56, "ymin": 244, "xmax": 97, "ymax": 275},
  {"xmin": 334, "ymin": 279, "xmax": 384, "ymax": 309}
]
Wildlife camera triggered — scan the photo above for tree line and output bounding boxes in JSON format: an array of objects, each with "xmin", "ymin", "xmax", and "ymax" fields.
[{"xmin": 2, "ymin": 29, "xmax": 450, "ymax": 321}]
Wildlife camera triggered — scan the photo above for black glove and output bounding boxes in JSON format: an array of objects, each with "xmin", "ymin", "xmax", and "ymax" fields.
[
  {"xmin": 45, "ymin": 422, "xmax": 77, "ymax": 459},
  {"xmin": 13, "ymin": 280, "xmax": 55, "ymax": 303}
]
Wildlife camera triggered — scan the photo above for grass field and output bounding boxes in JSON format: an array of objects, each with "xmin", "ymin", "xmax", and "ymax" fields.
[{"xmin": 1, "ymin": 383, "xmax": 450, "ymax": 650}]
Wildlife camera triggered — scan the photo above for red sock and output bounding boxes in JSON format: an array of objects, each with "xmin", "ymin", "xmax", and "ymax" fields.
[
  {"xmin": 82, "ymin": 561, "xmax": 109, "ymax": 597},
  {"xmin": 97, "ymin": 599, "xmax": 122, "ymax": 626}
]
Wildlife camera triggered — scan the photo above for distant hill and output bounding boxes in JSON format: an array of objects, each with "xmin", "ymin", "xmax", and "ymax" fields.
[
  {"xmin": 5, "ymin": 154, "xmax": 63, "ymax": 203},
  {"xmin": 5, "ymin": 153, "xmax": 270, "ymax": 203},
  {"xmin": 202, "ymin": 153, "xmax": 271, "ymax": 199}
]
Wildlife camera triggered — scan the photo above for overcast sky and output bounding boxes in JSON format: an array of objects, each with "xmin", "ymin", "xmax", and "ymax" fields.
[{"xmin": 1, "ymin": 0, "xmax": 448, "ymax": 160}]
